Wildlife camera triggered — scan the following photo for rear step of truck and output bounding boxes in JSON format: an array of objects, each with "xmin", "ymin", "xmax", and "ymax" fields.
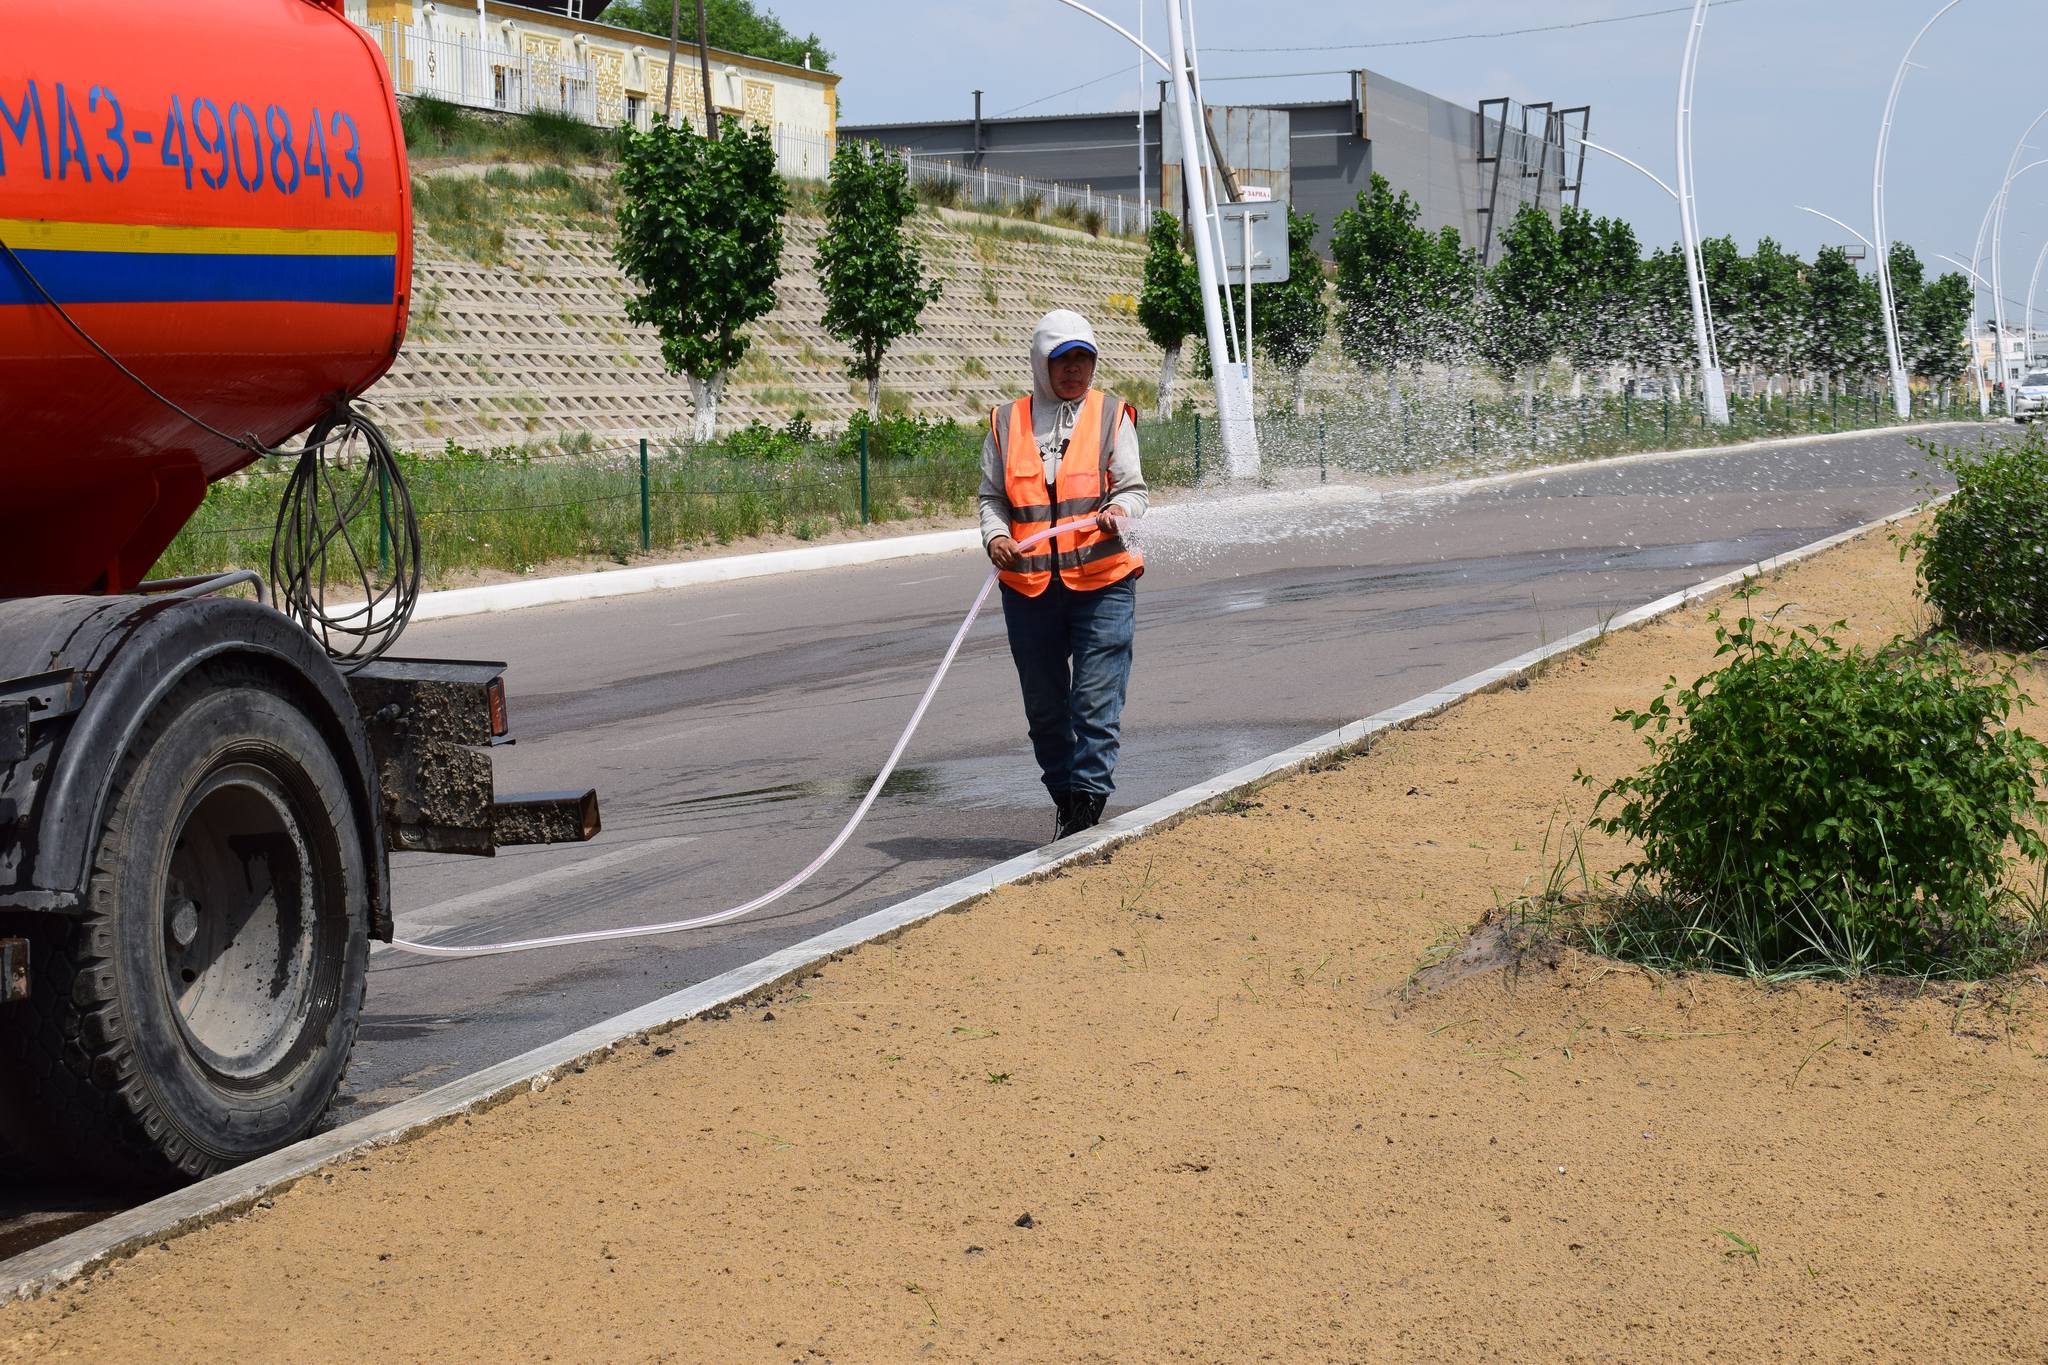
[{"xmin": 345, "ymin": 659, "xmax": 600, "ymax": 857}]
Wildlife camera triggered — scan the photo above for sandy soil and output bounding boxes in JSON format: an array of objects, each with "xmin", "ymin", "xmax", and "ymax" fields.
[{"xmin": 9, "ymin": 517, "xmax": 2048, "ymax": 1363}]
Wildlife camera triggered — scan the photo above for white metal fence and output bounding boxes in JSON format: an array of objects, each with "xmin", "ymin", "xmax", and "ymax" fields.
[
  {"xmin": 886, "ymin": 148, "xmax": 1150, "ymax": 237},
  {"xmin": 367, "ymin": 22, "xmax": 598, "ymax": 122}
]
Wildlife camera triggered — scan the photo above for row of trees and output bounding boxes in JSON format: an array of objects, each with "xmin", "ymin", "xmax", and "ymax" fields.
[
  {"xmin": 615, "ymin": 124, "xmax": 936, "ymax": 439},
  {"xmin": 1140, "ymin": 174, "xmax": 1979, "ymax": 415}
]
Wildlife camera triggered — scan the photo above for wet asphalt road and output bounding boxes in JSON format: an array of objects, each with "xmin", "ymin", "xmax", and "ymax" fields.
[{"xmin": 327, "ymin": 426, "xmax": 1970, "ymax": 1124}]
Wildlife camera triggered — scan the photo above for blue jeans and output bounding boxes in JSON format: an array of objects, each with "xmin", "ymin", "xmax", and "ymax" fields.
[{"xmin": 999, "ymin": 575, "xmax": 1137, "ymax": 799}]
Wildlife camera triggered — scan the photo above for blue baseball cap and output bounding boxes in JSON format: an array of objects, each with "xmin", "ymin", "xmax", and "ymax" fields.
[{"xmin": 1049, "ymin": 339, "xmax": 1098, "ymax": 359}]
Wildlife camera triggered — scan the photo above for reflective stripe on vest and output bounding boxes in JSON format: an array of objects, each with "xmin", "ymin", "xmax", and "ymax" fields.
[{"xmin": 992, "ymin": 388, "xmax": 1144, "ymax": 597}]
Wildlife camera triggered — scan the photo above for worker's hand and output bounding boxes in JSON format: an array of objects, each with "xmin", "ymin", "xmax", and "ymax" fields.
[
  {"xmin": 1095, "ymin": 508, "xmax": 1128, "ymax": 536},
  {"xmin": 987, "ymin": 535, "xmax": 1023, "ymax": 571}
]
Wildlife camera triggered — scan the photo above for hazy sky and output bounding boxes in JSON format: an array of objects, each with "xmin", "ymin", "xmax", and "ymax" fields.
[{"xmin": 772, "ymin": 0, "xmax": 2048, "ymax": 305}]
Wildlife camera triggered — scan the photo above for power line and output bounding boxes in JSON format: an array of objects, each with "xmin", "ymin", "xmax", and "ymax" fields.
[
  {"xmin": 1204, "ymin": 0, "xmax": 1753, "ymax": 54},
  {"xmin": 994, "ymin": 61, "xmax": 1139, "ymax": 118}
]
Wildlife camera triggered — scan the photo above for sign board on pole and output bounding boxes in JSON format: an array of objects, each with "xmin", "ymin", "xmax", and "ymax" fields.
[
  {"xmin": 1216, "ymin": 200, "xmax": 1289, "ymax": 285},
  {"xmin": 1238, "ymin": 185, "xmax": 1273, "ymax": 202}
]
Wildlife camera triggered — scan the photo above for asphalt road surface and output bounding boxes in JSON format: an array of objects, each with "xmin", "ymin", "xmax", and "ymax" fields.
[
  {"xmin": 0, "ymin": 426, "xmax": 1980, "ymax": 1253},
  {"xmin": 337, "ymin": 427, "xmax": 1967, "ymax": 1119}
]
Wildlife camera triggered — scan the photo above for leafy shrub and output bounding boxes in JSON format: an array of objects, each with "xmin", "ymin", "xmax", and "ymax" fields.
[
  {"xmin": 837, "ymin": 411, "xmax": 978, "ymax": 463},
  {"xmin": 1586, "ymin": 600, "xmax": 2048, "ymax": 975},
  {"xmin": 1913, "ymin": 428, "xmax": 2048, "ymax": 648}
]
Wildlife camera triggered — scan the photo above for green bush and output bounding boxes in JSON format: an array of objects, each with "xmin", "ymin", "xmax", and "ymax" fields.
[
  {"xmin": 1585, "ymin": 600, "xmax": 2048, "ymax": 976},
  {"xmin": 1913, "ymin": 428, "xmax": 2048, "ymax": 648}
]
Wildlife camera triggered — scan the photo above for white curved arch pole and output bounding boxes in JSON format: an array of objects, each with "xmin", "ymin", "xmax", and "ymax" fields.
[
  {"xmin": 2029, "ymin": 237, "xmax": 2048, "ymax": 382},
  {"xmin": 1795, "ymin": 205, "xmax": 1875, "ymax": 252},
  {"xmin": 1576, "ymin": 138, "xmax": 1678, "ymax": 201},
  {"xmin": 1993, "ymin": 110, "xmax": 2048, "ymax": 413},
  {"xmin": 1051, "ymin": 0, "xmax": 1255, "ymax": 473},
  {"xmin": 1874, "ymin": 0, "xmax": 1966, "ymax": 418},
  {"xmin": 1675, "ymin": 0, "xmax": 1728, "ymax": 425}
]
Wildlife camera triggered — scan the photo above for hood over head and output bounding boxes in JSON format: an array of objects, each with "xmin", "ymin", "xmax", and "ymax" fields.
[{"xmin": 1030, "ymin": 309, "xmax": 1098, "ymax": 408}]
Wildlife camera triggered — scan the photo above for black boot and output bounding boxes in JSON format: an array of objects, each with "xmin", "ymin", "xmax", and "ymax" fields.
[
  {"xmin": 1057, "ymin": 792, "xmax": 1107, "ymax": 840},
  {"xmin": 1050, "ymin": 791, "xmax": 1074, "ymax": 842}
]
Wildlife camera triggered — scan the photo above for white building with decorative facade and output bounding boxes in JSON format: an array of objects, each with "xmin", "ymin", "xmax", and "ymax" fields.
[{"xmin": 345, "ymin": 0, "xmax": 838, "ymax": 178}]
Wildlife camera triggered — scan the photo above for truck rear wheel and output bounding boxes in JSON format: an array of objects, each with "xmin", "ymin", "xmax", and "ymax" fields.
[{"xmin": 0, "ymin": 664, "xmax": 368, "ymax": 1185}]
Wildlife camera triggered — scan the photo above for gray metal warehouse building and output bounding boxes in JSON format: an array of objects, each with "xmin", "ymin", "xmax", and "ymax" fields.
[{"xmin": 840, "ymin": 71, "xmax": 1588, "ymax": 263}]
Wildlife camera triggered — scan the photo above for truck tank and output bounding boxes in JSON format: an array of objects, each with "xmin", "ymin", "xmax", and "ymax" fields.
[
  {"xmin": 0, "ymin": 1, "xmax": 599, "ymax": 1188},
  {"xmin": 0, "ymin": 0, "xmax": 411, "ymax": 596}
]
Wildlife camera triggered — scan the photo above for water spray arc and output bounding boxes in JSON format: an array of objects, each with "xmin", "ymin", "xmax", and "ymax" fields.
[
  {"xmin": 1049, "ymin": 0, "xmax": 1258, "ymax": 477},
  {"xmin": 1873, "ymin": 0, "xmax": 1966, "ymax": 420},
  {"xmin": 1674, "ymin": 0, "xmax": 1728, "ymax": 426}
]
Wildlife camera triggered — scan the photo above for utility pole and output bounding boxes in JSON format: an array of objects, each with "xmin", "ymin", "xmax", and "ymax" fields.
[
  {"xmin": 663, "ymin": 0, "xmax": 679, "ymax": 120},
  {"xmin": 697, "ymin": 0, "xmax": 718, "ymax": 139},
  {"xmin": 1136, "ymin": 2, "xmax": 1146, "ymax": 232},
  {"xmin": 1874, "ymin": 2, "xmax": 1965, "ymax": 419}
]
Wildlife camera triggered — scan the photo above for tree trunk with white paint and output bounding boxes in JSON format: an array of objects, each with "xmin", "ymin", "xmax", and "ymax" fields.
[
  {"xmin": 1157, "ymin": 342, "xmax": 1181, "ymax": 416},
  {"xmin": 688, "ymin": 369, "xmax": 727, "ymax": 443}
]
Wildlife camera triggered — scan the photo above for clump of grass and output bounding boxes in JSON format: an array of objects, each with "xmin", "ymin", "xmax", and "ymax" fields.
[
  {"xmin": 1568, "ymin": 592, "xmax": 2048, "ymax": 980},
  {"xmin": 401, "ymin": 96, "xmax": 618, "ymax": 164},
  {"xmin": 915, "ymin": 175, "xmax": 966, "ymax": 210}
]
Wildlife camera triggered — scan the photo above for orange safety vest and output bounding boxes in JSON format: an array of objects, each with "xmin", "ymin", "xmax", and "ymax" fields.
[{"xmin": 991, "ymin": 389, "xmax": 1144, "ymax": 597}]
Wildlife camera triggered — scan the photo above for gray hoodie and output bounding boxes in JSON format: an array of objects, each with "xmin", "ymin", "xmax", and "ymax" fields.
[{"xmin": 978, "ymin": 309, "xmax": 1149, "ymax": 549}]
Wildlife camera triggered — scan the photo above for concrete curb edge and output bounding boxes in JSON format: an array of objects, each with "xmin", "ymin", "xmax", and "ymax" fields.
[{"xmin": 1, "ymin": 495, "xmax": 1937, "ymax": 1301}]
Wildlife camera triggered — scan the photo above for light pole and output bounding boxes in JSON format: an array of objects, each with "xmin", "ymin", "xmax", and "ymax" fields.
[
  {"xmin": 1675, "ymin": 0, "xmax": 1729, "ymax": 425},
  {"xmin": 1049, "ymin": 0, "xmax": 1255, "ymax": 473},
  {"xmin": 1874, "ymin": 1, "xmax": 1966, "ymax": 419},
  {"xmin": 1992, "ymin": 110, "xmax": 2048, "ymax": 413},
  {"xmin": 1958, "ymin": 160, "xmax": 2048, "ymax": 414},
  {"xmin": 2030, "ymin": 236, "xmax": 2048, "ymax": 377}
]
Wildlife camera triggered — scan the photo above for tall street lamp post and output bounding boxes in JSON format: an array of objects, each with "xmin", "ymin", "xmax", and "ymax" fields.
[
  {"xmin": 1874, "ymin": 1, "xmax": 1966, "ymax": 419},
  {"xmin": 1992, "ymin": 110, "xmax": 2048, "ymax": 414},
  {"xmin": 1675, "ymin": 0, "xmax": 1729, "ymax": 426}
]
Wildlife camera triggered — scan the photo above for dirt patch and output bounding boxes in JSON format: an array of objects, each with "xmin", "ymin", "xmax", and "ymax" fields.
[{"xmin": 9, "ymin": 516, "xmax": 2048, "ymax": 1362}]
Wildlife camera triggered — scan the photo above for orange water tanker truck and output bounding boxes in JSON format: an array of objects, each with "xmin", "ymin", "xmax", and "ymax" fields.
[{"xmin": 0, "ymin": 0, "xmax": 598, "ymax": 1184}]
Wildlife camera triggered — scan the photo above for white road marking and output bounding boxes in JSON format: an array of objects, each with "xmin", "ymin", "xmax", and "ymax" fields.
[
  {"xmin": 896, "ymin": 574, "xmax": 956, "ymax": 586},
  {"xmin": 376, "ymin": 836, "xmax": 695, "ymax": 947},
  {"xmin": 683, "ymin": 611, "xmax": 742, "ymax": 625}
]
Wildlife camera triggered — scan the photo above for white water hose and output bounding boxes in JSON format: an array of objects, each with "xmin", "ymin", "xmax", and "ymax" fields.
[{"xmin": 386, "ymin": 516, "xmax": 1118, "ymax": 959}]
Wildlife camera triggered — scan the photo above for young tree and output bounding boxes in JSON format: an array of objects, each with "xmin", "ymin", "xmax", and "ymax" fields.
[
  {"xmin": 1634, "ymin": 244, "xmax": 1694, "ymax": 391},
  {"xmin": 1252, "ymin": 208, "xmax": 1329, "ymax": 415},
  {"xmin": 1556, "ymin": 209, "xmax": 1640, "ymax": 392},
  {"xmin": 1738, "ymin": 238, "xmax": 1807, "ymax": 397},
  {"xmin": 1138, "ymin": 210, "xmax": 1203, "ymax": 414},
  {"xmin": 1804, "ymin": 246, "xmax": 1865, "ymax": 400},
  {"xmin": 1331, "ymin": 173, "xmax": 1436, "ymax": 413},
  {"xmin": 1480, "ymin": 203, "xmax": 1568, "ymax": 413},
  {"xmin": 1903, "ymin": 271, "xmax": 1974, "ymax": 401},
  {"xmin": 818, "ymin": 140, "xmax": 942, "ymax": 423},
  {"xmin": 1698, "ymin": 234, "xmax": 1749, "ymax": 379},
  {"xmin": 1416, "ymin": 224, "xmax": 1479, "ymax": 381},
  {"xmin": 615, "ymin": 119, "xmax": 786, "ymax": 442}
]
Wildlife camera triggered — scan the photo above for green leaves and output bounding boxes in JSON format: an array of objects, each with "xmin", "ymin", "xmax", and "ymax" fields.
[
  {"xmin": 816, "ymin": 141, "xmax": 941, "ymax": 410},
  {"xmin": 1251, "ymin": 207, "xmax": 1329, "ymax": 378},
  {"xmin": 1138, "ymin": 210, "xmax": 1203, "ymax": 354},
  {"xmin": 1591, "ymin": 593, "xmax": 2048, "ymax": 974},
  {"xmin": 1916, "ymin": 429, "xmax": 2048, "ymax": 648},
  {"xmin": 1332, "ymin": 174, "xmax": 1449, "ymax": 375},
  {"xmin": 613, "ymin": 118, "xmax": 787, "ymax": 389}
]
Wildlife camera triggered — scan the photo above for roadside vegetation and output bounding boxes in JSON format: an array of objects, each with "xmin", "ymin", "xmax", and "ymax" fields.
[{"xmin": 1515, "ymin": 428, "xmax": 2048, "ymax": 983}]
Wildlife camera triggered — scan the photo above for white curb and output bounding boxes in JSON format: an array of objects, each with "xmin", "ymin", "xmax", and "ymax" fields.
[
  {"xmin": 400, "ymin": 420, "xmax": 1980, "ymax": 623},
  {"xmin": 0, "ymin": 493, "xmax": 1938, "ymax": 1302}
]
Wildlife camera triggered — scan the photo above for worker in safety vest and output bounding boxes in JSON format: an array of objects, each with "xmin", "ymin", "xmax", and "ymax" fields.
[{"xmin": 980, "ymin": 310, "xmax": 1149, "ymax": 841}]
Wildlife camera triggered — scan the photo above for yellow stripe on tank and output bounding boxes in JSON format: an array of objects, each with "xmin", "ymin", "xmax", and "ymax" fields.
[{"xmin": 0, "ymin": 218, "xmax": 398, "ymax": 258}]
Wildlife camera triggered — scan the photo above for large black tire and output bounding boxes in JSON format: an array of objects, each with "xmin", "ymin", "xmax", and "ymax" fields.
[{"xmin": 0, "ymin": 664, "xmax": 368, "ymax": 1185}]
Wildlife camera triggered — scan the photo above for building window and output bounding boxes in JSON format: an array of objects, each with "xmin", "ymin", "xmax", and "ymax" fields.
[{"xmin": 626, "ymin": 94, "xmax": 645, "ymax": 130}]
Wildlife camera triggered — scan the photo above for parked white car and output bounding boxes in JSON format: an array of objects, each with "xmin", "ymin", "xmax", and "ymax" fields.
[{"xmin": 2016, "ymin": 371, "xmax": 2048, "ymax": 421}]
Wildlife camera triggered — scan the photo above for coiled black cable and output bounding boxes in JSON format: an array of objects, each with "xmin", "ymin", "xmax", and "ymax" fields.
[
  {"xmin": 2, "ymin": 231, "xmax": 420, "ymax": 666},
  {"xmin": 271, "ymin": 411, "xmax": 421, "ymax": 669}
]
